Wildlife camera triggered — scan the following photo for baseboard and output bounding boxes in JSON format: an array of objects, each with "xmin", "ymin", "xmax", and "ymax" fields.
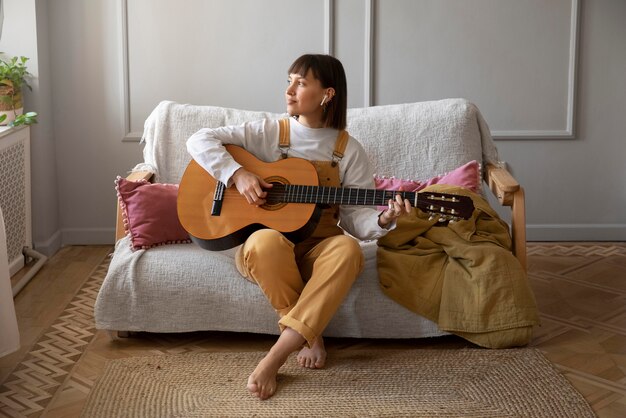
[
  {"xmin": 60, "ymin": 228, "xmax": 116, "ymax": 246},
  {"xmin": 9, "ymin": 254, "xmax": 25, "ymax": 277},
  {"xmin": 33, "ymin": 230, "xmax": 62, "ymax": 257},
  {"xmin": 34, "ymin": 228, "xmax": 115, "ymax": 254},
  {"xmin": 34, "ymin": 225, "xmax": 626, "ymax": 249},
  {"xmin": 527, "ymin": 224, "xmax": 626, "ymax": 241}
]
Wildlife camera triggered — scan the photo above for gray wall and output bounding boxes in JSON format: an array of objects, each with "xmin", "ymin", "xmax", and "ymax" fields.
[
  {"xmin": 1, "ymin": 0, "xmax": 625, "ymax": 255},
  {"xmin": 1, "ymin": 0, "xmax": 60, "ymax": 253}
]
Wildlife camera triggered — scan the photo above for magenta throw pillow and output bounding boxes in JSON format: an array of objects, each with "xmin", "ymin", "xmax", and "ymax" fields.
[
  {"xmin": 115, "ymin": 177, "xmax": 191, "ymax": 250},
  {"xmin": 374, "ymin": 160, "xmax": 480, "ymax": 209}
]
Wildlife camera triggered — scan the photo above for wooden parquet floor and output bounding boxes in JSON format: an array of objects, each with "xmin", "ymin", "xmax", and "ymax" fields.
[{"xmin": 1, "ymin": 243, "xmax": 625, "ymax": 417}]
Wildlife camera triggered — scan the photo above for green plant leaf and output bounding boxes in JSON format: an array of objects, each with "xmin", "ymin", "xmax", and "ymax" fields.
[{"xmin": 7, "ymin": 111, "xmax": 38, "ymax": 127}]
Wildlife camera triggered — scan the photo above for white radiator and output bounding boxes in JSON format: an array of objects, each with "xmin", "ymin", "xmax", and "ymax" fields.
[{"xmin": 0, "ymin": 126, "xmax": 32, "ymax": 277}]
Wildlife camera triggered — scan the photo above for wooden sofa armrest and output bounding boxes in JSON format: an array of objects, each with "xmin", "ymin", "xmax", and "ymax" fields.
[
  {"xmin": 115, "ymin": 170, "xmax": 155, "ymax": 241},
  {"xmin": 483, "ymin": 163, "xmax": 527, "ymax": 270}
]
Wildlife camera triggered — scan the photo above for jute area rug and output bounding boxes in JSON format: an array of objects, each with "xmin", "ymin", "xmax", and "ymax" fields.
[{"xmin": 81, "ymin": 348, "xmax": 595, "ymax": 418}]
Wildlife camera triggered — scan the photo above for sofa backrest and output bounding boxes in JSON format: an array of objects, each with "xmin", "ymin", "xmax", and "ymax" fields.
[{"xmin": 141, "ymin": 99, "xmax": 498, "ymax": 185}]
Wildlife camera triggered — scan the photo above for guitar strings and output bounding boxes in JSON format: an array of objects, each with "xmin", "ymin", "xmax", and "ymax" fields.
[{"xmin": 258, "ymin": 185, "xmax": 471, "ymax": 219}]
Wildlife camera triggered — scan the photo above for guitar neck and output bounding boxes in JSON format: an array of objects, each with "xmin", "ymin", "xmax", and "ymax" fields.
[{"xmin": 267, "ymin": 184, "xmax": 419, "ymax": 207}]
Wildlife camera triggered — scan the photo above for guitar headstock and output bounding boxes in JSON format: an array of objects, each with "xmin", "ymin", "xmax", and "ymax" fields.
[{"xmin": 416, "ymin": 191, "xmax": 475, "ymax": 223}]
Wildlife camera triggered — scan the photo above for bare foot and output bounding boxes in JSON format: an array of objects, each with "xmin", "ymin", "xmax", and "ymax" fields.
[
  {"xmin": 297, "ymin": 337, "xmax": 326, "ymax": 369},
  {"xmin": 247, "ymin": 352, "xmax": 283, "ymax": 400},
  {"xmin": 247, "ymin": 327, "xmax": 305, "ymax": 400}
]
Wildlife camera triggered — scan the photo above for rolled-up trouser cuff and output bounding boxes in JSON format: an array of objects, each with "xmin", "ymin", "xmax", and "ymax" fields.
[{"xmin": 278, "ymin": 315, "xmax": 317, "ymax": 348}]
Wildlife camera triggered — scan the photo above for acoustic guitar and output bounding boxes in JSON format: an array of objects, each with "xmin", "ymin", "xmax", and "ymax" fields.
[{"xmin": 177, "ymin": 145, "xmax": 475, "ymax": 250}]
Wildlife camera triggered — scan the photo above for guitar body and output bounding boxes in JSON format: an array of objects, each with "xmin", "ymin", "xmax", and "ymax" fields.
[{"xmin": 177, "ymin": 145, "xmax": 321, "ymax": 250}]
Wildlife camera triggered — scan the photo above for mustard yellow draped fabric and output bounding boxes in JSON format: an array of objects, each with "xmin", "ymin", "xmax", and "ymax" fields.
[{"xmin": 377, "ymin": 185, "xmax": 540, "ymax": 348}]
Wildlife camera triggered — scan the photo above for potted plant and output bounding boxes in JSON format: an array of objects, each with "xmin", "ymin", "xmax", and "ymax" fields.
[{"xmin": 0, "ymin": 54, "xmax": 38, "ymax": 127}]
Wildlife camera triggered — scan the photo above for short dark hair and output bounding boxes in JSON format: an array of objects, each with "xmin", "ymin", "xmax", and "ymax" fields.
[{"xmin": 288, "ymin": 54, "xmax": 347, "ymax": 130}]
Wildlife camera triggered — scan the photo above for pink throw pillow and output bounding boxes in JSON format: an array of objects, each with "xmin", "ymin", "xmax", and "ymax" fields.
[
  {"xmin": 374, "ymin": 160, "xmax": 480, "ymax": 209},
  {"xmin": 115, "ymin": 177, "xmax": 191, "ymax": 250}
]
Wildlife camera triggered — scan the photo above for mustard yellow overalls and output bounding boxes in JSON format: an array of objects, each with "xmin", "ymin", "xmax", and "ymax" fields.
[{"xmin": 235, "ymin": 119, "xmax": 365, "ymax": 346}]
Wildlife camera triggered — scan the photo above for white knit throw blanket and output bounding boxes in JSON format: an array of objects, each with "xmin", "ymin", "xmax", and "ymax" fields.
[{"xmin": 137, "ymin": 98, "xmax": 499, "ymax": 185}]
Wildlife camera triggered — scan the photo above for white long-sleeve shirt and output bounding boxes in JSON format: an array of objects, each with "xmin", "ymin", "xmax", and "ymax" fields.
[{"xmin": 186, "ymin": 117, "xmax": 392, "ymax": 241}]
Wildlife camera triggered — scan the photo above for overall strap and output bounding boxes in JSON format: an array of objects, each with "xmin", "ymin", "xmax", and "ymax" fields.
[
  {"xmin": 278, "ymin": 118, "xmax": 290, "ymax": 159},
  {"xmin": 331, "ymin": 130, "xmax": 349, "ymax": 167},
  {"xmin": 278, "ymin": 118, "xmax": 349, "ymax": 165}
]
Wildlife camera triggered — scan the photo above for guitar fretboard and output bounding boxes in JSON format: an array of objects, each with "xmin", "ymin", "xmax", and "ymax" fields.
[{"xmin": 266, "ymin": 185, "xmax": 417, "ymax": 207}]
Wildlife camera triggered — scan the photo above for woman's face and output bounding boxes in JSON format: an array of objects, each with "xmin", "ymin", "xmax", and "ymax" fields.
[{"xmin": 286, "ymin": 70, "xmax": 331, "ymax": 127}]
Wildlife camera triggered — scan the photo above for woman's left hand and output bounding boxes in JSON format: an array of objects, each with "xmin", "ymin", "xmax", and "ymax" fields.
[{"xmin": 378, "ymin": 193, "xmax": 412, "ymax": 228}]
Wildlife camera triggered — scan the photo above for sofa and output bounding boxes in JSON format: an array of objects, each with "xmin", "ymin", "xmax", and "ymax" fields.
[{"xmin": 95, "ymin": 98, "xmax": 526, "ymax": 340}]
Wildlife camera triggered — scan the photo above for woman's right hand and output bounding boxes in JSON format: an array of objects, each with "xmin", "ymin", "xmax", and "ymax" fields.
[{"xmin": 231, "ymin": 168, "xmax": 273, "ymax": 206}]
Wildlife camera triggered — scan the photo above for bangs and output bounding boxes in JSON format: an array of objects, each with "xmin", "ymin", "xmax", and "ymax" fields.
[{"xmin": 288, "ymin": 55, "xmax": 320, "ymax": 80}]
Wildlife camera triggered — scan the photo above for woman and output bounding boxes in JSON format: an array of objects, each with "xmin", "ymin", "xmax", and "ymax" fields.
[{"xmin": 187, "ymin": 54, "xmax": 410, "ymax": 400}]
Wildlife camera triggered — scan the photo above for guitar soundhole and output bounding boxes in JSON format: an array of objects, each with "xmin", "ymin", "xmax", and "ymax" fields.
[{"xmin": 261, "ymin": 176, "xmax": 289, "ymax": 211}]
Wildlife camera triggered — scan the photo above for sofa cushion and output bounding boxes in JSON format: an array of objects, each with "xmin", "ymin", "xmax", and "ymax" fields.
[
  {"xmin": 347, "ymin": 99, "xmax": 498, "ymax": 181},
  {"xmin": 140, "ymin": 99, "xmax": 499, "ymax": 185},
  {"xmin": 141, "ymin": 102, "xmax": 284, "ymax": 184},
  {"xmin": 95, "ymin": 236, "xmax": 446, "ymax": 338},
  {"xmin": 116, "ymin": 177, "xmax": 191, "ymax": 250}
]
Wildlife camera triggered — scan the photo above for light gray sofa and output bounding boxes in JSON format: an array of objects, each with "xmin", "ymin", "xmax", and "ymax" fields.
[{"xmin": 95, "ymin": 99, "xmax": 526, "ymax": 339}]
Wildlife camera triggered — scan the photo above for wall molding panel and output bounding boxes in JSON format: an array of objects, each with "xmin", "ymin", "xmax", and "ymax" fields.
[
  {"xmin": 117, "ymin": 0, "xmax": 336, "ymax": 142},
  {"xmin": 371, "ymin": 0, "xmax": 580, "ymax": 140},
  {"xmin": 363, "ymin": 0, "xmax": 375, "ymax": 107},
  {"xmin": 119, "ymin": 0, "xmax": 136, "ymax": 142},
  {"xmin": 324, "ymin": 0, "xmax": 335, "ymax": 56},
  {"xmin": 490, "ymin": 0, "xmax": 580, "ymax": 139},
  {"xmin": 119, "ymin": 0, "xmax": 580, "ymax": 142}
]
